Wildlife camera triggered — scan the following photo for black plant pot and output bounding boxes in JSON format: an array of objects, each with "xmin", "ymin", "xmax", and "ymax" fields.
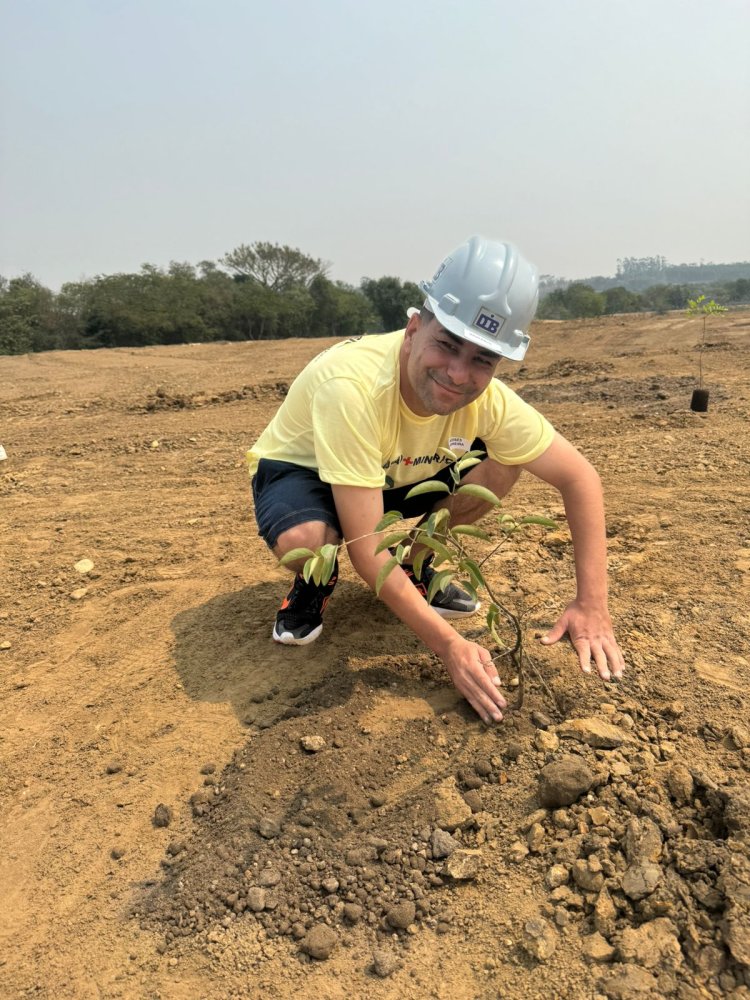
[{"xmin": 690, "ymin": 388, "xmax": 709, "ymax": 412}]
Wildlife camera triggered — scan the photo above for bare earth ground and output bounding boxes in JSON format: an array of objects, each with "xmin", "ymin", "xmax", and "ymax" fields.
[{"xmin": 1, "ymin": 311, "xmax": 750, "ymax": 1000}]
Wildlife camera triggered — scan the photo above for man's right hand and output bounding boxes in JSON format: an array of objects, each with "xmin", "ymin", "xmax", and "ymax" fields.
[
  {"xmin": 331, "ymin": 484, "xmax": 509, "ymax": 724},
  {"xmin": 440, "ymin": 635, "xmax": 507, "ymax": 724}
]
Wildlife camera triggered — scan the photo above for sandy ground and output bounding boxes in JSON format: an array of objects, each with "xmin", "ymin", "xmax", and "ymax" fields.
[{"xmin": 1, "ymin": 311, "xmax": 749, "ymax": 999}]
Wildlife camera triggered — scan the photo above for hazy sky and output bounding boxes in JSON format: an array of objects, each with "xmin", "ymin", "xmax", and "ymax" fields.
[{"xmin": 2, "ymin": 0, "xmax": 749, "ymax": 290}]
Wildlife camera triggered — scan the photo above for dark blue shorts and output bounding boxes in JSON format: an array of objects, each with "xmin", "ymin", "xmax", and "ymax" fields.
[{"xmin": 252, "ymin": 442, "xmax": 484, "ymax": 549}]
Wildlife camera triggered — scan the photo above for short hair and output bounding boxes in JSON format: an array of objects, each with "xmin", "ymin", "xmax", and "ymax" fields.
[{"xmin": 419, "ymin": 304, "xmax": 435, "ymax": 323}]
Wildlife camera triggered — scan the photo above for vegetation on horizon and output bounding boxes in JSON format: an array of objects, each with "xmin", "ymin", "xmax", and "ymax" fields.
[
  {"xmin": 537, "ymin": 277, "xmax": 750, "ymax": 320},
  {"xmin": 1, "ymin": 243, "xmax": 748, "ymax": 355}
]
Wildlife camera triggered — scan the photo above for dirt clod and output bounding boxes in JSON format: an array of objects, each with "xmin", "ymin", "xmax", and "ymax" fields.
[
  {"xmin": 618, "ymin": 917, "xmax": 682, "ymax": 971},
  {"xmin": 538, "ymin": 756, "xmax": 595, "ymax": 807},
  {"xmin": 386, "ymin": 900, "xmax": 416, "ymax": 930},
  {"xmin": 522, "ymin": 916, "xmax": 558, "ymax": 961},
  {"xmin": 443, "ymin": 850, "xmax": 481, "ymax": 881},
  {"xmin": 372, "ymin": 948, "xmax": 400, "ymax": 978},
  {"xmin": 431, "ymin": 828, "xmax": 460, "ymax": 859},
  {"xmin": 300, "ymin": 735, "xmax": 326, "ymax": 753},
  {"xmin": 581, "ymin": 932, "xmax": 615, "ymax": 963},
  {"xmin": 153, "ymin": 804, "xmax": 172, "ymax": 828},
  {"xmin": 556, "ymin": 717, "xmax": 632, "ymax": 749},
  {"xmin": 621, "ymin": 861, "xmax": 663, "ymax": 900},
  {"xmin": 601, "ymin": 964, "xmax": 659, "ymax": 998},
  {"xmin": 301, "ymin": 923, "xmax": 337, "ymax": 960}
]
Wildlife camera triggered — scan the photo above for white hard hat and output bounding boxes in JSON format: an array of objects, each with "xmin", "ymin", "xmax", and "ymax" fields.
[{"xmin": 419, "ymin": 236, "xmax": 539, "ymax": 360}]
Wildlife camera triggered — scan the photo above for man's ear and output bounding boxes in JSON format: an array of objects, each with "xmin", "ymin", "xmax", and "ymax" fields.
[{"xmin": 404, "ymin": 311, "xmax": 421, "ymax": 337}]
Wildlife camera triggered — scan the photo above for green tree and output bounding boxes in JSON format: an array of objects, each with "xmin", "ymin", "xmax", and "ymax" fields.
[
  {"xmin": 564, "ymin": 283, "xmax": 605, "ymax": 318},
  {"xmin": 603, "ymin": 286, "xmax": 642, "ymax": 315},
  {"xmin": 361, "ymin": 276, "xmax": 423, "ymax": 331},
  {"xmin": 308, "ymin": 276, "xmax": 375, "ymax": 337},
  {"xmin": 0, "ymin": 274, "xmax": 57, "ymax": 354},
  {"xmin": 227, "ymin": 280, "xmax": 285, "ymax": 341},
  {"xmin": 727, "ymin": 278, "xmax": 750, "ymax": 303},
  {"xmin": 80, "ymin": 266, "xmax": 210, "ymax": 348},
  {"xmin": 221, "ymin": 242, "xmax": 327, "ymax": 292},
  {"xmin": 54, "ymin": 281, "xmax": 93, "ymax": 349},
  {"xmin": 537, "ymin": 284, "xmax": 605, "ymax": 320},
  {"xmin": 537, "ymin": 287, "xmax": 570, "ymax": 320}
]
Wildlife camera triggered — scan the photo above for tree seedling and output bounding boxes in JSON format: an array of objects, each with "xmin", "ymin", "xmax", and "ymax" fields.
[
  {"xmin": 281, "ymin": 449, "xmax": 558, "ymax": 712},
  {"xmin": 686, "ymin": 294, "xmax": 728, "ymax": 411}
]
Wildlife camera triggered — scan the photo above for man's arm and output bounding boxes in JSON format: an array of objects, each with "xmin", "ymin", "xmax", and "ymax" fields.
[
  {"xmin": 331, "ymin": 483, "xmax": 508, "ymax": 724},
  {"xmin": 521, "ymin": 432, "xmax": 625, "ymax": 680}
]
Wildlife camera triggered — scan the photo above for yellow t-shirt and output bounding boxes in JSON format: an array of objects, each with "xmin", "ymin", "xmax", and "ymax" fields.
[{"xmin": 247, "ymin": 331, "xmax": 554, "ymax": 488}]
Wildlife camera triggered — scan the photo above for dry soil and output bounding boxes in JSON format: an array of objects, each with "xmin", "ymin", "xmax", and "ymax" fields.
[{"xmin": 2, "ymin": 311, "xmax": 750, "ymax": 1000}]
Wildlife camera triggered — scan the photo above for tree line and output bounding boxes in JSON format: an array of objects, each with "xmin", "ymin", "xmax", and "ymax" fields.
[
  {"xmin": 2, "ymin": 241, "xmax": 750, "ymax": 354},
  {"xmin": 537, "ymin": 278, "xmax": 750, "ymax": 320},
  {"xmin": 0, "ymin": 242, "xmax": 423, "ymax": 355}
]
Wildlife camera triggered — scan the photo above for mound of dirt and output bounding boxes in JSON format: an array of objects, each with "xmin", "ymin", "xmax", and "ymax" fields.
[{"xmin": 137, "ymin": 668, "xmax": 750, "ymax": 994}]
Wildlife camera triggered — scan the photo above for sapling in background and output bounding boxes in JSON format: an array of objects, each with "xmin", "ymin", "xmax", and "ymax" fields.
[
  {"xmin": 687, "ymin": 294, "xmax": 728, "ymax": 411},
  {"xmin": 282, "ymin": 449, "xmax": 558, "ymax": 711}
]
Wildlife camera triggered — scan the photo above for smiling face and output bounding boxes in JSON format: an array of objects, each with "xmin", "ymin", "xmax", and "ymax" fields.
[{"xmin": 399, "ymin": 312, "xmax": 501, "ymax": 416}]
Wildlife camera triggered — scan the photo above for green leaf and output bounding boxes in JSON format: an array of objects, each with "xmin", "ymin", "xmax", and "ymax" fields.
[
  {"xmin": 279, "ymin": 547, "xmax": 316, "ymax": 566},
  {"xmin": 413, "ymin": 535, "xmax": 453, "ymax": 565},
  {"xmin": 374, "ymin": 510, "xmax": 404, "ymax": 533},
  {"xmin": 451, "ymin": 569, "xmax": 478, "ymax": 603},
  {"xmin": 438, "ymin": 447, "xmax": 458, "ymax": 462},
  {"xmin": 455, "ymin": 455, "xmax": 483, "ymax": 474},
  {"xmin": 455, "ymin": 483, "xmax": 501, "ymax": 506},
  {"xmin": 303, "ymin": 555, "xmax": 321, "ymax": 584},
  {"xmin": 412, "ymin": 547, "xmax": 430, "ymax": 581},
  {"xmin": 427, "ymin": 569, "xmax": 454, "ymax": 604},
  {"xmin": 405, "ymin": 480, "xmax": 451, "ymax": 499},
  {"xmin": 517, "ymin": 515, "xmax": 558, "ymax": 529},
  {"xmin": 319, "ymin": 543, "xmax": 339, "ymax": 585},
  {"xmin": 451, "ymin": 524, "xmax": 492, "ymax": 541},
  {"xmin": 374, "ymin": 530, "xmax": 411, "ymax": 555},
  {"xmin": 462, "ymin": 557, "xmax": 485, "ymax": 590},
  {"xmin": 420, "ymin": 507, "xmax": 450, "ymax": 538},
  {"xmin": 375, "ymin": 555, "xmax": 399, "ymax": 596},
  {"xmin": 487, "ymin": 607, "xmax": 504, "ymax": 647}
]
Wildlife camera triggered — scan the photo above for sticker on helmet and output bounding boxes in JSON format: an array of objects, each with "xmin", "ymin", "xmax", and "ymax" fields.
[{"xmin": 473, "ymin": 308, "xmax": 505, "ymax": 336}]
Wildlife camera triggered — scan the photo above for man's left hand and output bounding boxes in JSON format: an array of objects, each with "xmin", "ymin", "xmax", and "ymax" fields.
[{"xmin": 540, "ymin": 601, "xmax": 625, "ymax": 681}]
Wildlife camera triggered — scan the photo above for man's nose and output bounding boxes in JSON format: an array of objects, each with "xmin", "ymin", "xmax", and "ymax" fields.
[{"xmin": 446, "ymin": 355, "xmax": 472, "ymax": 384}]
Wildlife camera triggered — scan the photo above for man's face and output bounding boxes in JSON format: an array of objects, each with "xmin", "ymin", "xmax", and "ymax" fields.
[{"xmin": 400, "ymin": 315, "xmax": 501, "ymax": 416}]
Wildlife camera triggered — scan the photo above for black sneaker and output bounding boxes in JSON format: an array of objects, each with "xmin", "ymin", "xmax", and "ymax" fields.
[
  {"xmin": 401, "ymin": 556, "xmax": 480, "ymax": 619},
  {"xmin": 272, "ymin": 561, "xmax": 338, "ymax": 645}
]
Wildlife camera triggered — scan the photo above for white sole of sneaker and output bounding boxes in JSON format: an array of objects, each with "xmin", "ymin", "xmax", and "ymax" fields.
[
  {"xmin": 432, "ymin": 602, "xmax": 481, "ymax": 620},
  {"xmin": 272, "ymin": 623, "xmax": 323, "ymax": 645}
]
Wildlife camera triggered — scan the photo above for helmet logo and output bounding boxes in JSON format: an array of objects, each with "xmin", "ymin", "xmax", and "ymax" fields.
[{"xmin": 474, "ymin": 308, "xmax": 505, "ymax": 337}]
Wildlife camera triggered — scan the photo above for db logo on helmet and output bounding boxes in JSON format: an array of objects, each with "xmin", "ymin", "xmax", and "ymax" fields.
[{"xmin": 475, "ymin": 311, "xmax": 503, "ymax": 335}]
